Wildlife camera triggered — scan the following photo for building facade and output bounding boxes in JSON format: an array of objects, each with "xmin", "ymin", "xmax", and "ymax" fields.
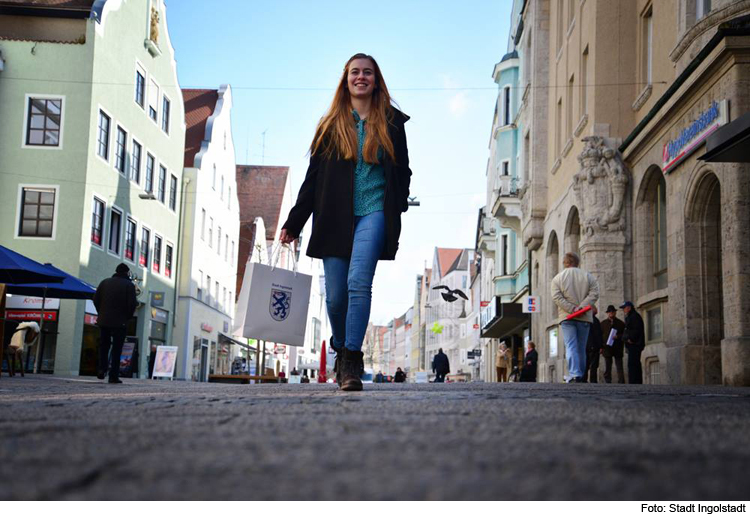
[
  {"xmin": 518, "ymin": 0, "xmax": 750, "ymax": 385},
  {"xmin": 175, "ymin": 85, "xmax": 239, "ymax": 381},
  {"xmin": 0, "ymin": 0, "xmax": 185, "ymax": 377}
]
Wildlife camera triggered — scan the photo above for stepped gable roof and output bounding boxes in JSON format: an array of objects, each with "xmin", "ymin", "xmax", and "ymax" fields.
[
  {"xmin": 182, "ymin": 89, "xmax": 218, "ymax": 168},
  {"xmin": 235, "ymin": 165, "xmax": 289, "ymax": 241},
  {"xmin": 436, "ymin": 248, "xmax": 462, "ymax": 278}
]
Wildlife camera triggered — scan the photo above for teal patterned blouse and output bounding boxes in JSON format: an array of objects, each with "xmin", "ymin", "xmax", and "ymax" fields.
[{"xmin": 352, "ymin": 109, "xmax": 386, "ymax": 217}]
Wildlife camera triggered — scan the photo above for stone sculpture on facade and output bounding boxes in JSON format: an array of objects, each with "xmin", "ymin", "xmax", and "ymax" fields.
[
  {"xmin": 572, "ymin": 136, "xmax": 629, "ymax": 237},
  {"xmin": 150, "ymin": 7, "xmax": 160, "ymax": 44}
]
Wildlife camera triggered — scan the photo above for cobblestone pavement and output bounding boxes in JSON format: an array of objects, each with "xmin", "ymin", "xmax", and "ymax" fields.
[{"xmin": 1, "ymin": 375, "xmax": 749, "ymax": 500}]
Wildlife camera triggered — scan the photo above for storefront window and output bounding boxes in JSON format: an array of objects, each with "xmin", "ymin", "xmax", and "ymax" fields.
[
  {"xmin": 653, "ymin": 174, "xmax": 668, "ymax": 290},
  {"xmin": 647, "ymin": 305, "xmax": 663, "ymax": 342}
]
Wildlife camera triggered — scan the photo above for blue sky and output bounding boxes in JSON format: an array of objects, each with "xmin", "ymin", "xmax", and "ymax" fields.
[{"xmin": 167, "ymin": 0, "xmax": 513, "ymax": 324}]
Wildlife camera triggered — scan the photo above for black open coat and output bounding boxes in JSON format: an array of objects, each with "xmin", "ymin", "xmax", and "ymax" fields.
[{"xmin": 282, "ymin": 108, "xmax": 412, "ymax": 261}]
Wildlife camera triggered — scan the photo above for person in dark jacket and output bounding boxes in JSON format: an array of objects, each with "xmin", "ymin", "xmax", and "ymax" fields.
[
  {"xmin": 280, "ymin": 53, "xmax": 412, "ymax": 392},
  {"xmin": 600, "ymin": 305, "xmax": 626, "ymax": 383},
  {"xmin": 621, "ymin": 301, "xmax": 645, "ymax": 384},
  {"xmin": 394, "ymin": 367, "xmax": 406, "ymax": 383},
  {"xmin": 432, "ymin": 348, "xmax": 450, "ymax": 382},
  {"xmin": 520, "ymin": 341, "xmax": 538, "ymax": 382},
  {"xmin": 584, "ymin": 306, "xmax": 603, "ymax": 382},
  {"xmin": 93, "ymin": 263, "xmax": 137, "ymax": 383}
]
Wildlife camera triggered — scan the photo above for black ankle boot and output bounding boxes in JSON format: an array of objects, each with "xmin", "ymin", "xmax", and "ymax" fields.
[
  {"xmin": 340, "ymin": 348, "xmax": 364, "ymax": 392},
  {"xmin": 330, "ymin": 337, "xmax": 343, "ymax": 387}
]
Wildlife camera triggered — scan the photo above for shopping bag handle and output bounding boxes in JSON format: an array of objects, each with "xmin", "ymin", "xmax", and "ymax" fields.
[{"xmin": 270, "ymin": 241, "xmax": 298, "ymax": 274}]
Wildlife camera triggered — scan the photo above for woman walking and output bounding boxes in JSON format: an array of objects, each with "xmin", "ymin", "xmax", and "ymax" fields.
[{"xmin": 280, "ymin": 53, "xmax": 412, "ymax": 392}]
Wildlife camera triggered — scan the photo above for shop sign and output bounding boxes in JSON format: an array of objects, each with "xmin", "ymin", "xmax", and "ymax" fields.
[
  {"xmin": 480, "ymin": 301, "xmax": 490, "ymax": 308},
  {"xmin": 274, "ymin": 344, "xmax": 286, "ymax": 355},
  {"xmin": 467, "ymin": 349, "xmax": 482, "ymax": 359},
  {"xmin": 480, "ymin": 298, "xmax": 497, "ymax": 329},
  {"xmin": 521, "ymin": 295, "xmax": 539, "ymax": 313},
  {"xmin": 5, "ymin": 296, "xmax": 60, "ymax": 310},
  {"xmin": 150, "ymin": 307, "xmax": 168, "ymax": 324},
  {"xmin": 84, "ymin": 313, "xmax": 98, "ymax": 325},
  {"xmin": 6, "ymin": 310, "xmax": 57, "ymax": 322},
  {"xmin": 662, "ymin": 100, "xmax": 728, "ymax": 173},
  {"xmin": 200, "ymin": 323, "xmax": 213, "ymax": 333},
  {"xmin": 150, "ymin": 291, "xmax": 165, "ymax": 307}
]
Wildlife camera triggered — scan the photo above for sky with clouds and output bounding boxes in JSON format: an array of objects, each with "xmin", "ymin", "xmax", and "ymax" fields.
[{"xmin": 168, "ymin": 0, "xmax": 513, "ymax": 325}]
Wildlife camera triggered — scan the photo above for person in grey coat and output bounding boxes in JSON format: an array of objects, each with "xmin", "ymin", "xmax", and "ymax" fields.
[{"xmin": 94, "ymin": 263, "xmax": 137, "ymax": 383}]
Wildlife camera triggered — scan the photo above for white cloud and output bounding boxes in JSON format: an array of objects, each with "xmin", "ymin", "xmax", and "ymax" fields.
[{"xmin": 449, "ymin": 91, "xmax": 470, "ymax": 118}]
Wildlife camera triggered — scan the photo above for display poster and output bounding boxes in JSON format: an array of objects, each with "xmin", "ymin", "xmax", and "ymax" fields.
[
  {"xmin": 152, "ymin": 345, "xmax": 178, "ymax": 379},
  {"xmin": 119, "ymin": 338, "xmax": 139, "ymax": 378}
]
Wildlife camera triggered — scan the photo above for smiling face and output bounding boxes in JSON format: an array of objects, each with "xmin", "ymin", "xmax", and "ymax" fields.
[{"xmin": 347, "ymin": 58, "xmax": 376, "ymax": 99}]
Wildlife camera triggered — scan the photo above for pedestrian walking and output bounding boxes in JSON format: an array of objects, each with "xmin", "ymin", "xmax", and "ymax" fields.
[
  {"xmin": 4, "ymin": 321, "xmax": 39, "ymax": 377},
  {"xmin": 394, "ymin": 367, "xmax": 406, "ymax": 383},
  {"xmin": 93, "ymin": 263, "xmax": 137, "ymax": 384},
  {"xmin": 621, "ymin": 301, "xmax": 645, "ymax": 384},
  {"xmin": 375, "ymin": 370, "xmax": 384, "ymax": 383},
  {"xmin": 584, "ymin": 306, "xmax": 603, "ymax": 382},
  {"xmin": 600, "ymin": 305, "xmax": 626, "ymax": 383},
  {"xmin": 495, "ymin": 341, "xmax": 510, "ymax": 382},
  {"xmin": 279, "ymin": 53, "xmax": 412, "ymax": 392},
  {"xmin": 432, "ymin": 348, "xmax": 450, "ymax": 383},
  {"xmin": 520, "ymin": 341, "xmax": 538, "ymax": 382},
  {"xmin": 551, "ymin": 252, "xmax": 600, "ymax": 383}
]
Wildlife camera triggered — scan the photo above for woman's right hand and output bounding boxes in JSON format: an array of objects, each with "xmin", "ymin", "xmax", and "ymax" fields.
[{"xmin": 279, "ymin": 228, "xmax": 296, "ymax": 245}]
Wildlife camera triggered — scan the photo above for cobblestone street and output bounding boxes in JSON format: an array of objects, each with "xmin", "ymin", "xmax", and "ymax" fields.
[{"xmin": 1, "ymin": 376, "xmax": 750, "ymax": 500}]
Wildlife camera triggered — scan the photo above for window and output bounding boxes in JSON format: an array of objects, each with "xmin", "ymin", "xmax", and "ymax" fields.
[
  {"xmin": 108, "ymin": 208, "xmax": 122, "ymax": 255},
  {"xmin": 556, "ymin": 0, "xmax": 564, "ymax": 52},
  {"xmin": 501, "ymin": 234, "xmax": 509, "ymax": 276},
  {"xmin": 206, "ymin": 275, "xmax": 212, "ymax": 304},
  {"xmin": 312, "ymin": 317, "xmax": 322, "ymax": 352},
  {"xmin": 169, "ymin": 175, "xmax": 178, "ymax": 211},
  {"xmin": 161, "ymin": 96, "xmax": 170, "ymax": 134},
  {"xmin": 647, "ymin": 306, "xmax": 663, "ymax": 342},
  {"xmin": 503, "ymin": 86, "xmax": 511, "ymax": 126},
  {"xmin": 647, "ymin": 358, "xmax": 661, "ymax": 385},
  {"xmin": 149, "ymin": 79, "xmax": 159, "ymax": 121},
  {"xmin": 91, "ymin": 197, "xmax": 105, "ymax": 247},
  {"xmin": 208, "ymin": 218, "xmax": 213, "ymax": 248},
  {"xmin": 165, "ymin": 243, "xmax": 173, "ymax": 278},
  {"xmin": 97, "ymin": 110, "xmax": 110, "ymax": 160},
  {"xmin": 125, "ymin": 218, "xmax": 137, "ymax": 261},
  {"xmin": 140, "ymin": 227, "xmax": 150, "ymax": 267},
  {"xmin": 212, "ymin": 164, "xmax": 216, "ymax": 190},
  {"xmin": 654, "ymin": 174, "xmax": 667, "ymax": 289},
  {"xmin": 227, "ymin": 187, "xmax": 231, "ymax": 210},
  {"xmin": 217, "ymin": 227, "xmax": 222, "ymax": 255},
  {"xmin": 197, "ymin": 270, "xmax": 203, "ymax": 300},
  {"xmin": 131, "ymin": 140, "xmax": 142, "ymax": 184},
  {"xmin": 567, "ymin": 75, "xmax": 574, "ymax": 138},
  {"xmin": 642, "ymin": 6, "xmax": 653, "ymax": 86},
  {"xmin": 25, "ymin": 97, "xmax": 62, "ymax": 147},
  {"xmin": 696, "ymin": 0, "xmax": 711, "ymax": 20},
  {"xmin": 501, "ymin": 161, "xmax": 509, "ymax": 176},
  {"xmin": 215, "ymin": 281, "xmax": 220, "ymax": 308},
  {"xmin": 135, "ymin": 66, "xmax": 145, "ymax": 108},
  {"xmin": 157, "ymin": 165, "xmax": 166, "ymax": 203},
  {"xmin": 556, "ymin": 98, "xmax": 563, "ymax": 154},
  {"xmin": 18, "ymin": 187, "xmax": 55, "ymax": 237},
  {"xmin": 201, "ymin": 209, "xmax": 206, "ymax": 240},
  {"xmin": 548, "ymin": 327, "xmax": 558, "ymax": 357},
  {"xmin": 225, "ymin": 234, "xmax": 229, "ymax": 261},
  {"xmin": 220, "ymin": 175, "xmax": 224, "ymax": 200},
  {"xmin": 153, "ymin": 235, "xmax": 162, "ymax": 273},
  {"xmin": 231, "ymin": 241, "xmax": 235, "ymax": 263},
  {"xmin": 223, "ymin": 287, "xmax": 227, "ymax": 311},
  {"xmin": 115, "ymin": 126, "xmax": 127, "ymax": 174},
  {"xmin": 581, "ymin": 46, "xmax": 589, "ymax": 117},
  {"xmin": 224, "ymin": 131, "xmax": 227, "ymax": 150},
  {"xmin": 145, "ymin": 153, "xmax": 155, "ymax": 193}
]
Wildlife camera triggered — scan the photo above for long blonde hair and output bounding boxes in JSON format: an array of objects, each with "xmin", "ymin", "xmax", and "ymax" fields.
[{"xmin": 311, "ymin": 53, "xmax": 396, "ymax": 163}]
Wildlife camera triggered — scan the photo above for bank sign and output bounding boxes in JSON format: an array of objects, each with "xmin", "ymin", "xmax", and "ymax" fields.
[{"xmin": 662, "ymin": 100, "xmax": 728, "ymax": 173}]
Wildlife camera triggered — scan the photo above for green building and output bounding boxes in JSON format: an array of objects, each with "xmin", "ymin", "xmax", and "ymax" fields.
[{"xmin": 0, "ymin": 0, "xmax": 185, "ymax": 376}]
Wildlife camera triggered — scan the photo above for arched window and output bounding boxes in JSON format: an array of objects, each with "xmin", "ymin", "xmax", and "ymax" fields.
[{"xmin": 653, "ymin": 174, "xmax": 667, "ymax": 290}]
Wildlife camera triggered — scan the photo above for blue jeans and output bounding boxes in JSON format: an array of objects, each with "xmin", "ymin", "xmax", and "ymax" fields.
[
  {"xmin": 561, "ymin": 320, "xmax": 590, "ymax": 380},
  {"xmin": 323, "ymin": 211, "xmax": 385, "ymax": 351}
]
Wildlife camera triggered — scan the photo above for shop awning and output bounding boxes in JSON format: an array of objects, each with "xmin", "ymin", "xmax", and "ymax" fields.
[
  {"xmin": 699, "ymin": 110, "xmax": 750, "ymax": 163},
  {"xmin": 480, "ymin": 299, "xmax": 528, "ymax": 339},
  {"xmin": 218, "ymin": 333, "xmax": 257, "ymax": 353}
]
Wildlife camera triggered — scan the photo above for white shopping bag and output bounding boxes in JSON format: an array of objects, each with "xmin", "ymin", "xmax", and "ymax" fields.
[{"xmin": 234, "ymin": 245, "xmax": 311, "ymax": 346}]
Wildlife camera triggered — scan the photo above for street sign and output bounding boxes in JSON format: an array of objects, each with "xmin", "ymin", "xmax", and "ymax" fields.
[
  {"xmin": 467, "ymin": 349, "xmax": 482, "ymax": 359},
  {"xmin": 522, "ymin": 295, "xmax": 539, "ymax": 313}
]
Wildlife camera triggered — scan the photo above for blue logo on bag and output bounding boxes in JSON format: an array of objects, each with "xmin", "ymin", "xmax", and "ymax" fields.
[{"xmin": 270, "ymin": 288, "xmax": 291, "ymax": 321}]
